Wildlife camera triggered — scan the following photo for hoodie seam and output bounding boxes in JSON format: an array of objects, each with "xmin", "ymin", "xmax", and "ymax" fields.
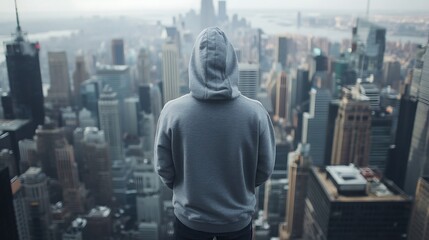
[{"xmin": 204, "ymin": 30, "xmax": 209, "ymax": 99}]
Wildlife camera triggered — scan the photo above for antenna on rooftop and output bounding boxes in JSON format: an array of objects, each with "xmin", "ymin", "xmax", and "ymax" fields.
[{"xmin": 14, "ymin": 0, "xmax": 24, "ymax": 40}]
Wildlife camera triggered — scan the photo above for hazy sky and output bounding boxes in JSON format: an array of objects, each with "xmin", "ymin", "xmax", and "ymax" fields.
[{"xmin": 1, "ymin": 0, "xmax": 428, "ymax": 17}]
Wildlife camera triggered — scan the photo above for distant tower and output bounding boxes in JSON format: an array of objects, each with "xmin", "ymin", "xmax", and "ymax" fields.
[
  {"xmin": 162, "ymin": 42, "xmax": 180, "ymax": 104},
  {"xmin": 72, "ymin": 54, "xmax": 90, "ymax": 107},
  {"xmin": 111, "ymin": 39, "xmax": 125, "ymax": 65},
  {"xmin": 20, "ymin": 167, "xmax": 52, "ymax": 240},
  {"xmin": 274, "ymin": 72, "xmax": 290, "ymax": 122},
  {"xmin": 218, "ymin": 0, "xmax": 227, "ymax": 22},
  {"xmin": 408, "ymin": 177, "xmax": 429, "ymax": 240},
  {"xmin": 98, "ymin": 86, "xmax": 123, "ymax": 160},
  {"xmin": 47, "ymin": 51, "xmax": 72, "ymax": 108},
  {"xmin": 331, "ymin": 89, "xmax": 372, "ymax": 167},
  {"xmin": 123, "ymin": 97, "xmax": 139, "ymax": 136},
  {"xmin": 81, "ymin": 127, "xmax": 112, "ymax": 206},
  {"xmin": 238, "ymin": 63, "xmax": 260, "ymax": 100},
  {"xmin": 5, "ymin": 0, "xmax": 45, "ymax": 130},
  {"xmin": 200, "ymin": 0, "xmax": 216, "ymax": 30},
  {"xmin": 276, "ymin": 37, "xmax": 293, "ymax": 70},
  {"xmin": 297, "ymin": 11, "xmax": 301, "ymax": 28},
  {"xmin": 55, "ymin": 140, "xmax": 86, "ymax": 214},
  {"xmin": 137, "ymin": 48, "xmax": 151, "ymax": 85}
]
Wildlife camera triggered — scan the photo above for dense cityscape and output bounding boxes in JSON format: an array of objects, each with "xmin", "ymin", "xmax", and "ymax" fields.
[{"xmin": 0, "ymin": 0, "xmax": 428, "ymax": 239}]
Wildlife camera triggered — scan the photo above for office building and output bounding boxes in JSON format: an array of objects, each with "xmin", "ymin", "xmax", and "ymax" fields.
[
  {"xmin": 303, "ymin": 88, "xmax": 331, "ymax": 166},
  {"xmin": 78, "ymin": 108, "xmax": 97, "ymax": 128},
  {"xmin": 98, "ymin": 86, "xmax": 123, "ymax": 160},
  {"xmin": 385, "ymin": 84, "xmax": 417, "ymax": 189},
  {"xmin": 63, "ymin": 218, "xmax": 87, "ymax": 240},
  {"xmin": 383, "ymin": 59, "xmax": 401, "ymax": 88},
  {"xmin": 35, "ymin": 123, "xmax": 66, "ymax": 179},
  {"xmin": 55, "ymin": 140, "xmax": 86, "ymax": 214},
  {"xmin": 85, "ymin": 206, "xmax": 112, "ymax": 240},
  {"xmin": 359, "ymin": 82, "xmax": 381, "ymax": 111},
  {"xmin": 200, "ymin": 0, "xmax": 216, "ymax": 30},
  {"xmin": 276, "ymin": 37, "xmax": 294, "ymax": 70},
  {"xmin": 123, "ymin": 97, "xmax": 139, "ymax": 136},
  {"xmin": 369, "ymin": 111, "xmax": 393, "ymax": 171},
  {"xmin": 47, "ymin": 51, "xmax": 72, "ymax": 108},
  {"xmin": 263, "ymin": 178, "xmax": 288, "ymax": 237},
  {"xmin": 279, "ymin": 143, "xmax": 311, "ymax": 240},
  {"xmin": 0, "ymin": 149, "xmax": 16, "ymax": 178},
  {"xmin": 352, "ymin": 18, "xmax": 386, "ymax": 80},
  {"xmin": 137, "ymin": 222, "xmax": 159, "ymax": 240},
  {"xmin": 111, "ymin": 39, "xmax": 125, "ymax": 65},
  {"xmin": 332, "ymin": 57, "xmax": 357, "ymax": 98},
  {"xmin": 303, "ymin": 165, "xmax": 411, "ymax": 240},
  {"xmin": 162, "ymin": 42, "xmax": 180, "ymax": 104},
  {"xmin": 404, "ymin": 43, "xmax": 429, "ymax": 195},
  {"xmin": 20, "ymin": 167, "xmax": 52, "ymax": 240},
  {"xmin": 0, "ymin": 167, "xmax": 19, "ymax": 240},
  {"xmin": 80, "ymin": 78, "xmax": 101, "ymax": 119},
  {"xmin": 96, "ymin": 64, "xmax": 131, "ymax": 101},
  {"xmin": 218, "ymin": 0, "xmax": 227, "ymax": 22},
  {"xmin": 5, "ymin": 5, "xmax": 44, "ymax": 130},
  {"xmin": 274, "ymin": 71, "xmax": 290, "ymax": 122},
  {"xmin": 111, "ymin": 160, "xmax": 133, "ymax": 205},
  {"xmin": 0, "ymin": 118, "xmax": 33, "ymax": 175},
  {"xmin": 331, "ymin": 88, "xmax": 372, "ymax": 166},
  {"xmin": 11, "ymin": 177, "xmax": 31, "ymax": 240},
  {"xmin": 18, "ymin": 139, "xmax": 37, "ymax": 170},
  {"xmin": 137, "ymin": 48, "xmax": 151, "ymax": 85},
  {"xmin": 72, "ymin": 54, "xmax": 90, "ymax": 106},
  {"xmin": 239, "ymin": 63, "xmax": 260, "ymax": 100},
  {"xmin": 81, "ymin": 127, "xmax": 112, "ymax": 206},
  {"xmin": 408, "ymin": 177, "xmax": 429, "ymax": 240},
  {"xmin": 324, "ymin": 100, "xmax": 341, "ymax": 166},
  {"xmin": 137, "ymin": 194, "xmax": 161, "ymax": 223}
]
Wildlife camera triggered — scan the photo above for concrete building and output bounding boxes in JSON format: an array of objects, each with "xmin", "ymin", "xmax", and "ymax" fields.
[
  {"xmin": 11, "ymin": 177, "xmax": 31, "ymax": 240},
  {"xmin": 303, "ymin": 165, "xmax": 411, "ymax": 240},
  {"xmin": 162, "ymin": 42, "xmax": 180, "ymax": 104},
  {"xmin": 72, "ymin": 54, "xmax": 90, "ymax": 107},
  {"xmin": 238, "ymin": 63, "xmax": 259, "ymax": 100},
  {"xmin": 47, "ymin": 51, "xmax": 71, "ymax": 108}
]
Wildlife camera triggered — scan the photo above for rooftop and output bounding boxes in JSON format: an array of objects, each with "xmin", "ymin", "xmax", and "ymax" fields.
[
  {"xmin": 87, "ymin": 206, "xmax": 111, "ymax": 218},
  {"xmin": 0, "ymin": 119, "xmax": 30, "ymax": 131},
  {"xmin": 314, "ymin": 165, "xmax": 410, "ymax": 202}
]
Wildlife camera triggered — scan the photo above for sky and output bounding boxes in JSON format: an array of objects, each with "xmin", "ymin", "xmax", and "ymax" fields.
[{"xmin": 0, "ymin": 0, "xmax": 428, "ymax": 20}]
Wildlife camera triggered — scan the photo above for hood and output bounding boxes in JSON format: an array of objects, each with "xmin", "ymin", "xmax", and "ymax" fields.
[{"xmin": 189, "ymin": 27, "xmax": 240, "ymax": 100}]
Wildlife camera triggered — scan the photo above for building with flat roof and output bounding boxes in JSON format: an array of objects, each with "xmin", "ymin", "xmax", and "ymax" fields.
[{"xmin": 303, "ymin": 165, "xmax": 411, "ymax": 240}]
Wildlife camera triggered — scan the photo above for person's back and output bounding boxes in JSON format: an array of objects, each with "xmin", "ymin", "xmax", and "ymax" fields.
[{"xmin": 154, "ymin": 27, "xmax": 275, "ymax": 239}]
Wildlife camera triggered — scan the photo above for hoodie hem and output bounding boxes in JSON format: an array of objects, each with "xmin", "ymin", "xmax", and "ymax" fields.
[{"xmin": 174, "ymin": 210, "xmax": 252, "ymax": 233}]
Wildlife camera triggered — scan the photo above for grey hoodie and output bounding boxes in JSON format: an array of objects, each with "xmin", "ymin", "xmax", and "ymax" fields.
[{"xmin": 154, "ymin": 27, "xmax": 275, "ymax": 233}]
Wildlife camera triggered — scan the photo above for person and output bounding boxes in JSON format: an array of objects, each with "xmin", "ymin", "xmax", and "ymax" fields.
[{"xmin": 154, "ymin": 27, "xmax": 275, "ymax": 240}]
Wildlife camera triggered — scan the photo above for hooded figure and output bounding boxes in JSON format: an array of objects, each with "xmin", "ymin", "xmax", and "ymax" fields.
[{"xmin": 154, "ymin": 27, "xmax": 275, "ymax": 237}]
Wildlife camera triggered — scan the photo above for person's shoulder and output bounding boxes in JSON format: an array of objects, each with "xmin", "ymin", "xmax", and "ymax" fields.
[
  {"xmin": 237, "ymin": 95, "xmax": 268, "ymax": 115},
  {"xmin": 163, "ymin": 94, "xmax": 193, "ymax": 110}
]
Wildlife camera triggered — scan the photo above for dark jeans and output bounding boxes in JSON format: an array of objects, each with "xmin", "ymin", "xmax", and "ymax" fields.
[{"xmin": 174, "ymin": 217, "xmax": 253, "ymax": 240}]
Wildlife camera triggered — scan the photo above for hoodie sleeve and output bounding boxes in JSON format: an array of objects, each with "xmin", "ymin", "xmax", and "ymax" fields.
[
  {"xmin": 255, "ymin": 113, "xmax": 276, "ymax": 187},
  {"xmin": 154, "ymin": 110, "xmax": 175, "ymax": 189}
]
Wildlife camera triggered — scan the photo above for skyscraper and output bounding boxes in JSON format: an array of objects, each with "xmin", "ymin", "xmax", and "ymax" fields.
[
  {"xmin": 200, "ymin": 0, "xmax": 216, "ymax": 30},
  {"xmin": 0, "ymin": 167, "xmax": 19, "ymax": 240},
  {"xmin": 123, "ymin": 97, "xmax": 139, "ymax": 136},
  {"xmin": 162, "ymin": 42, "xmax": 180, "ymax": 104},
  {"xmin": 276, "ymin": 37, "xmax": 294, "ymax": 70},
  {"xmin": 404, "ymin": 41, "xmax": 429, "ymax": 195},
  {"xmin": 81, "ymin": 127, "xmax": 112, "ymax": 206},
  {"xmin": 137, "ymin": 48, "xmax": 151, "ymax": 85},
  {"xmin": 47, "ymin": 51, "xmax": 72, "ymax": 108},
  {"xmin": 279, "ymin": 143, "xmax": 311, "ymax": 240},
  {"xmin": 111, "ymin": 39, "xmax": 125, "ymax": 65},
  {"xmin": 55, "ymin": 140, "xmax": 86, "ymax": 214},
  {"xmin": 20, "ymin": 167, "xmax": 52, "ymax": 240},
  {"xmin": 303, "ymin": 165, "xmax": 411, "ymax": 240},
  {"xmin": 331, "ymin": 88, "xmax": 372, "ymax": 166},
  {"xmin": 274, "ymin": 72, "xmax": 290, "ymax": 122},
  {"xmin": 96, "ymin": 64, "xmax": 131, "ymax": 101},
  {"xmin": 408, "ymin": 177, "xmax": 429, "ymax": 240},
  {"xmin": 85, "ymin": 206, "xmax": 112, "ymax": 240},
  {"xmin": 369, "ymin": 111, "xmax": 392, "ymax": 171},
  {"xmin": 263, "ymin": 178, "xmax": 288, "ymax": 237},
  {"xmin": 11, "ymin": 177, "xmax": 31, "ymax": 240},
  {"xmin": 5, "ymin": 1, "xmax": 45, "ymax": 130},
  {"xmin": 218, "ymin": 0, "xmax": 227, "ymax": 22},
  {"xmin": 72, "ymin": 54, "xmax": 90, "ymax": 107},
  {"xmin": 238, "ymin": 63, "xmax": 260, "ymax": 100},
  {"xmin": 98, "ymin": 86, "xmax": 123, "ymax": 160}
]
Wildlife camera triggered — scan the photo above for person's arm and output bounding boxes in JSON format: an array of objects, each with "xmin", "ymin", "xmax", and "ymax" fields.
[
  {"xmin": 154, "ymin": 111, "xmax": 175, "ymax": 189},
  {"xmin": 255, "ymin": 113, "xmax": 276, "ymax": 187}
]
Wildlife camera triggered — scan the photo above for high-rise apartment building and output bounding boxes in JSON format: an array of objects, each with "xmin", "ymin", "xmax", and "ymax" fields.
[
  {"xmin": 81, "ymin": 127, "xmax": 112, "ymax": 206},
  {"xmin": 20, "ymin": 167, "xmax": 52, "ymax": 240},
  {"xmin": 5, "ymin": 4, "xmax": 44, "ymax": 130},
  {"xmin": 331, "ymin": 89, "xmax": 372, "ymax": 166},
  {"xmin": 162, "ymin": 42, "xmax": 180, "ymax": 104},
  {"xmin": 303, "ymin": 165, "xmax": 411, "ymax": 240},
  {"xmin": 111, "ymin": 39, "xmax": 125, "ymax": 65},
  {"xmin": 47, "ymin": 51, "xmax": 72, "ymax": 108},
  {"xmin": 98, "ymin": 86, "xmax": 123, "ymax": 160},
  {"xmin": 239, "ymin": 63, "xmax": 260, "ymax": 100},
  {"xmin": 408, "ymin": 177, "xmax": 429, "ymax": 240}
]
